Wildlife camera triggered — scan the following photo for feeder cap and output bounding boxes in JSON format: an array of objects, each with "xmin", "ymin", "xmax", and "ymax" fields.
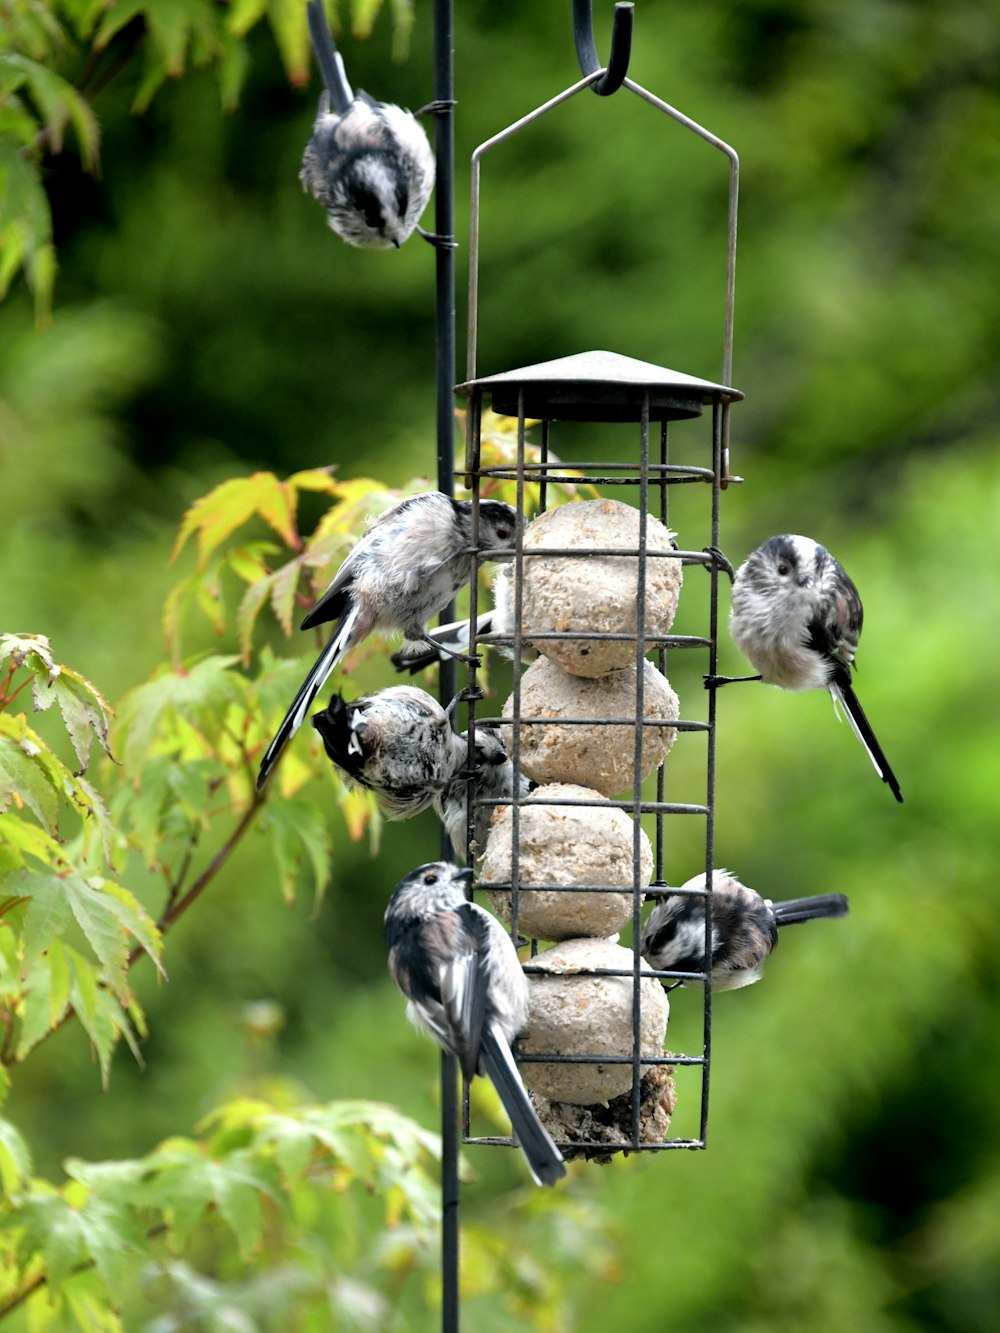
[{"xmin": 456, "ymin": 349, "xmax": 742, "ymax": 422}]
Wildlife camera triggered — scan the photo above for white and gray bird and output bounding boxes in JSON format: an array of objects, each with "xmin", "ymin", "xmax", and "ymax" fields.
[
  {"xmin": 392, "ymin": 564, "xmax": 537, "ymax": 674},
  {"xmin": 435, "ymin": 723, "xmax": 535, "ymax": 862},
  {"xmin": 721, "ymin": 534, "xmax": 903, "ymax": 803},
  {"xmin": 641, "ymin": 869, "xmax": 850, "ymax": 991},
  {"xmin": 300, "ymin": 0, "xmax": 437, "ymax": 249},
  {"xmin": 385, "ymin": 861, "xmax": 566, "ymax": 1187},
  {"xmin": 256, "ymin": 492, "xmax": 518, "ymax": 790},
  {"xmin": 311, "ymin": 686, "xmax": 466, "ymax": 820}
]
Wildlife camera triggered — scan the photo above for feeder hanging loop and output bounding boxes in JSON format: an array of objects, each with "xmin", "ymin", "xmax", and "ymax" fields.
[{"xmin": 573, "ymin": 0, "xmax": 634, "ymax": 95}]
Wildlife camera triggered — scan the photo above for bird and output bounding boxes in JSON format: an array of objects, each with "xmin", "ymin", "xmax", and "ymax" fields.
[
  {"xmin": 311, "ymin": 686, "xmax": 466, "ymax": 820},
  {"xmin": 256, "ymin": 492, "xmax": 518, "ymax": 790},
  {"xmin": 641, "ymin": 869, "xmax": 850, "ymax": 990},
  {"xmin": 719, "ymin": 534, "xmax": 903, "ymax": 803},
  {"xmin": 299, "ymin": 0, "xmax": 440, "ymax": 250},
  {"xmin": 391, "ymin": 564, "xmax": 537, "ymax": 674},
  {"xmin": 384, "ymin": 861, "xmax": 566, "ymax": 1187},
  {"xmin": 435, "ymin": 723, "xmax": 535, "ymax": 861}
]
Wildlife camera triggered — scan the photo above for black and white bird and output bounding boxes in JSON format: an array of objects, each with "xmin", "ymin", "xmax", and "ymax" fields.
[
  {"xmin": 300, "ymin": 0, "xmax": 437, "ymax": 249},
  {"xmin": 435, "ymin": 723, "xmax": 535, "ymax": 862},
  {"xmin": 256, "ymin": 492, "xmax": 518, "ymax": 790},
  {"xmin": 392, "ymin": 564, "xmax": 537, "ymax": 674},
  {"xmin": 385, "ymin": 861, "xmax": 566, "ymax": 1187},
  {"xmin": 641, "ymin": 869, "xmax": 850, "ymax": 991},
  {"xmin": 721, "ymin": 534, "xmax": 903, "ymax": 803},
  {"xmin": 311, "ymin": 687, "xmax": 465, "ymax": 820}
]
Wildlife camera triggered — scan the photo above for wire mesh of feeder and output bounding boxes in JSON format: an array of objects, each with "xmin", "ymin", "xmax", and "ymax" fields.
[{"xmin": 450, "ymin": 62, "xmax": 742, "ymax": 1162}]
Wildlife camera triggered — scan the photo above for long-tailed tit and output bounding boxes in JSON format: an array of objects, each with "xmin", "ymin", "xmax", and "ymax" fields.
[
  {"xmin": 717, "ymin": 534, "xmax": 903, "ymax": 803},
  {"xmin": 392, "ymin": 564, "xmax": 537, "ymax": 674},
  {"xmin": 311, "ymin": 686, "xmax": 465, "ymax": 820},
  {"xmin": 641, "ymin": 869, "xmax": 849, "ymax": 990},
  {"xmin": 256, "ymin": 492, "xmax": 518, "ymax": 790},
  {"xmin": 435, "ymin": 724, "xmax": 534, "ymax": 862},
  {"xmin": 385, "ymin": 861, "xmax": 566, "ymax": 1187},
  {"xmin": 299, "ymin": 0, "xmax": 438, "ymax": 250}
]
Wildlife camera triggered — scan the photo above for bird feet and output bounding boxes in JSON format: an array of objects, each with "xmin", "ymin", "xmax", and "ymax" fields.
[
  {"xmin": 417, "ymin": 226, "xmax": 459, "ymax": 250},
  {"xmin": 702, "ymin": 545, "xmax": 736, "ymax": 583},
  {"xmin": 414, "ymin": 99, "xmax": 457, "ymax": 118},
  {"xmin": 703, "ymin": 673, "xmax": 763, "ymax": 690}
]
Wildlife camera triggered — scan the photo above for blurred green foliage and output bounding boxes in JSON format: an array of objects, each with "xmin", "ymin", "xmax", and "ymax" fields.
[{"xmin": 0, "ymin": 0, "xmax": 999, "ymax": 1328}]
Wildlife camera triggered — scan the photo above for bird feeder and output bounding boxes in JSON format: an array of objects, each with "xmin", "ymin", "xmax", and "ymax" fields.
[{"xmin": 451, "ymin": 29, "xmax": 744, "ymax": 1158}]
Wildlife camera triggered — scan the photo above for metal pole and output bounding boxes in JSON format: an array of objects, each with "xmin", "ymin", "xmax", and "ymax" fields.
[{"xmin": 432, "ymin": 1, "xmax": 459, "ymax": 1328}]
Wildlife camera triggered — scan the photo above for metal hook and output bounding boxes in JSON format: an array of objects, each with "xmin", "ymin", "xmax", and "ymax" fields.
[{"xmin": 573, "ymin": 0, "xmax": 634, "ymax": 95}]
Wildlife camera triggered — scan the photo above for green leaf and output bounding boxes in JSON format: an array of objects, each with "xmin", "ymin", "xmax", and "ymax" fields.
[
  {"xmin": 256, "ymin": 797, "xmax": 331, "ymax": 906},
  {"xmin": 117, "ymin": 656, "xmax": 242, "ymax": 770},
  {"xmin": 0, "ymin": 54, "xmax": 99, "ymax": 168},
  {"xmin": 0, "ymin": 714, "xmax": 115, "ymax": 852},
  {"xmin": 0, "ymin": 1115, "xmax": 32, "ymax": 1193},
  {"xmin": 0, "ymin": 719, "xmax": 61, "ymax": 834},
  {"xmin": 8, "ymin": 868, "xmax": 162, "ymax": 1003}
]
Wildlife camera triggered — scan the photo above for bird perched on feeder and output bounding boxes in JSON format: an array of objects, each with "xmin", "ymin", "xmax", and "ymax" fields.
[
  {"xmin": 299, "ymin": 0, "xmax": 439, "ymax": 250},
  {"xmin": 385, "ymin": 861, "xmax": 566, "ymax": 1187},
  {"xmin": 435, "ymin": 723, "xmax": 535, "ymax": 862},
  {"xmin": 311, "ymin": 686, "xmax": 465, "ymax": 820},
  {"xmin": 641, "ymin": 869, "xmax": 850, "ymax": 991},
  {"xmin": 256, "ymin": 492, "xmax": 518, "ymax": 790},
  {"xmin": 392, "ymin": 564, "xmax": 537, "ymax": 674},
  {"xmin": 714, "ymin": 534, "xmax": 903, "ymax": 803}
]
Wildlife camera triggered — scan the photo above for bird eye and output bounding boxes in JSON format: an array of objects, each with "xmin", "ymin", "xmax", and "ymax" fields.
[
  {"xmin": 776, "ymin": 561, "xmax": 791, "ymax": 576},
  {"xmin": 495, "ymin": 526, "xmax": 511, "ymax": 541},
  {"xmin": 423, "ymin": 871, "xmax": 438, "ymax": 885}
]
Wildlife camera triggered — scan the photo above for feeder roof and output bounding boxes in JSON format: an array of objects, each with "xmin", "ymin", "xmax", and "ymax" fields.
[{"xmin": 456, "ymin": 350, "xmax": 742, "ymax": 422}]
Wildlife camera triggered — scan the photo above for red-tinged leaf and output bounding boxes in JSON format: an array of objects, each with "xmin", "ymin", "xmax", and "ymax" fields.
[
  {"xmin": 0, "ymin": 632, "xmax": 57, "ymax": 679},
  {"xmin": 226, "ymin": 541, "xmax": 280, "ymax": 585},
  {"xmin": 269, "ymin": 556, "xmax": 306, "ymax": 638},
  {"xmin": 29, "ymin": 662, "xmax": 115, "ymax": 773},
  {"xmin": 236, "ymin": 576, "xmax": 274, "ymax": 665}
]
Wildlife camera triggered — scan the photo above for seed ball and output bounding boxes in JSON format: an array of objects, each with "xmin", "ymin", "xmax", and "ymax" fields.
[
  {"xmin": 480, "ymin": 783, "xmax": 651, "ymax": 941},
  {"xmin": 521, "ymin": 499, "xmax": 682, "ymax": 678},
  {"xmin": 518, "ymin": 937, "xmax": 670, "ymax": 1105},
  {"xmin": 502, "ymin": 657, "xmax": 678, "ymax": 797}
]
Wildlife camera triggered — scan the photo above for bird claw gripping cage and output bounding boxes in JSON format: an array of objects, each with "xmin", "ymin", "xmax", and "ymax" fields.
[{"xmin": 452, "ymin": 19, "xmax": 743, "ymax": 1162}]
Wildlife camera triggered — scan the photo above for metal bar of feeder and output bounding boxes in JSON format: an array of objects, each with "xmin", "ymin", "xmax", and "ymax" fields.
[{"xmin": 431, "ymin": 2, "xmax": 459, "ymax": 1327}]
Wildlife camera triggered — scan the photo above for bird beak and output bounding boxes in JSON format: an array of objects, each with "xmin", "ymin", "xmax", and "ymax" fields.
[{"xmin": 455, "ymin": 868, "xmax": 473, "ymax": 887}]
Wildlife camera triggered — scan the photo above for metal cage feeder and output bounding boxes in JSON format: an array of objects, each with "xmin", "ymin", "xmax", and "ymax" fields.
[{"xmin": 445, "ymin": 7, "xmax": 745, "ymax": 1160}]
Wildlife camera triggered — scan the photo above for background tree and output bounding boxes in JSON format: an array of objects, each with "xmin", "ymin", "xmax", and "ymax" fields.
[{"xmin": 1, "ymin": 0, "xmax": 999, "ymax": 1328}]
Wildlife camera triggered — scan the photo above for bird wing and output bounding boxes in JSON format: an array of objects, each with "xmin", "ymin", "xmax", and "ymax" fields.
[
  {"xmin": 436, "ymin": 904, "xmax": 491, "ymax": 1084},
  {"xmin": 806, "ymin": 577, "xmax": 863, "ymax": 676}
]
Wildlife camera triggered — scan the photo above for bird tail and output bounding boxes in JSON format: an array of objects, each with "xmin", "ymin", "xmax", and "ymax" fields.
[
  {"xmin": 390, "ymin": 614, "xmax": 492, "ymax": 675},
  {"xmin": 306, "ymin": 0, "xmax": 353, "ymax": 113},
  {"xmin": 310, "ymin": 695, "xmax": 358, "ymax": 769},
  {"xmin": 479, "ymin": 1024, "xmax": 566, "ymax": 1188},
  {"xmin": 830, "ymin": 682, "xmax": 903, "ymax": 804},
  {"xmin": 771, "ymin": 894, "xmax": 850, "ymax": 926},
  {"xmin": 256, "ymin": 605, "xmax": 360, "ymax": 790}
]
